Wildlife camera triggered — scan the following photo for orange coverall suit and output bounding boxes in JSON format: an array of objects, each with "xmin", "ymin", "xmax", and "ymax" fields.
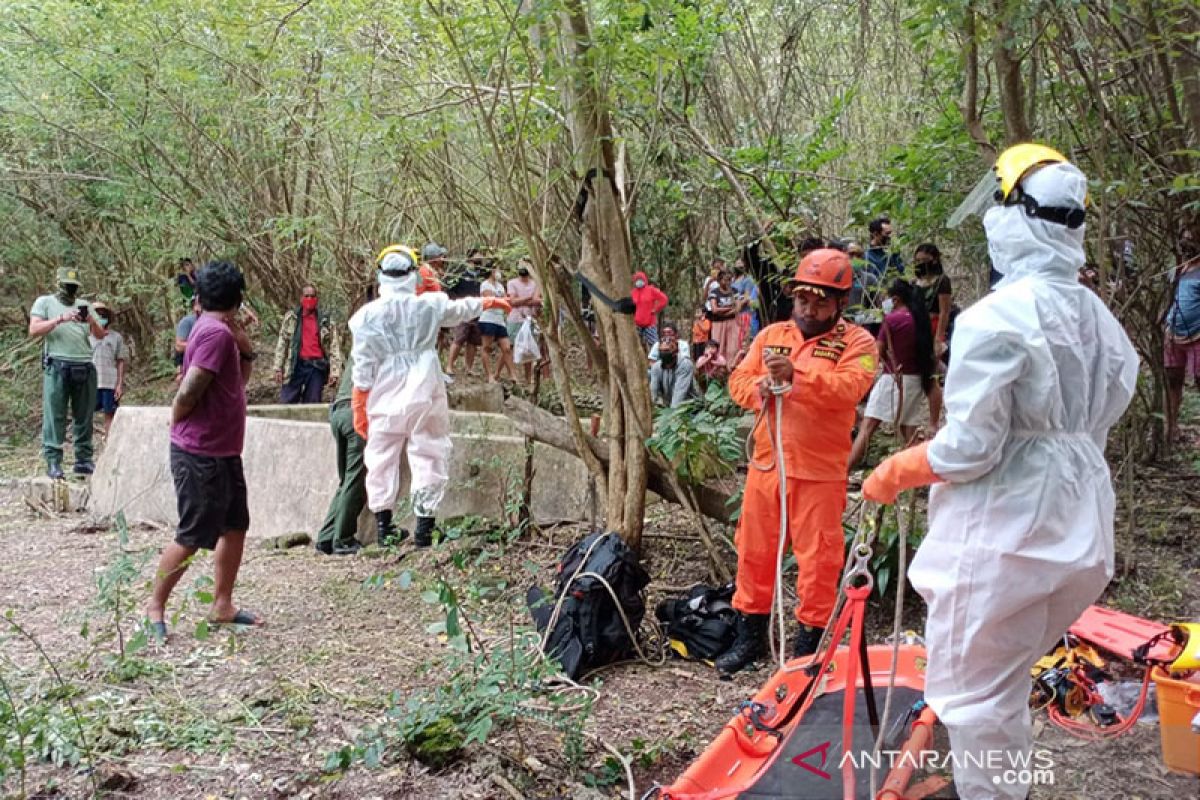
[{"xmin": 728, "ymin": 319, "xmax": 877, "ymax": 627}]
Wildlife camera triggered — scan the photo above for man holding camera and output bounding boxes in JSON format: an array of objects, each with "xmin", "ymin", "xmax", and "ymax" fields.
[{"xmin": 28, "ymin": 267, "xmax": 107, "ymax": 479}]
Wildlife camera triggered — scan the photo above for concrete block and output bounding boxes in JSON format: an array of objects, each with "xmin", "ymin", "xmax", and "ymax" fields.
[
  {"xmin": 88, "ymin": 406, "xmax": 592, "ymax": 540},
  {"xmin": 246, "ymin": 404, "xmax": 329, "ymax": 423}
]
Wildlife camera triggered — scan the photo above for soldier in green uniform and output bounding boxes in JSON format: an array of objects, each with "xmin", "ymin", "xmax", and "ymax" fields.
[
  {"xmin": 28, "ymin": 267, "xmax": 108, "ymax": 479},
  {"xmin": 315, "ymin": 352, "xmax": 366, "ymax": 555}
]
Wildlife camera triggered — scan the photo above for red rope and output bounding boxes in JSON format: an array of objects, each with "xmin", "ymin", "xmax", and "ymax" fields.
[{"xmin": 1046, "ymin": 667, "xmax": 1153, "ymax": 740}]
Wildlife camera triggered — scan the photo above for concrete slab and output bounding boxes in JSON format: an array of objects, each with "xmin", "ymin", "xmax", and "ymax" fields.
[{"xmin": 89, "ymin": 406, "xmax": 592, "ymax": 541}]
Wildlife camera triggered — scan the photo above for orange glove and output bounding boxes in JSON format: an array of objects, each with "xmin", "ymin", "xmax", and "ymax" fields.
[
  {"xmin": 482, "ymin": 296, "xmax": 512, "ymax": 314},
  {"xmin": 351, "ymin": 387, "xmax": 370, "ymax": 439},
  {"xmin": 862, "ymin": 441, "xmax": 942, "ymax": 504}
]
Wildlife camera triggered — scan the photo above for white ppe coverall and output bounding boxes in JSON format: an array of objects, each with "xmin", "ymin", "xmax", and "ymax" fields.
[
  {"xmin": 910, "ymin": 163, "xmax": 1139, "ymax": 799},
  {"xmin": 350, "ymin": 272, "xmax": 483, "ymax": 517}
]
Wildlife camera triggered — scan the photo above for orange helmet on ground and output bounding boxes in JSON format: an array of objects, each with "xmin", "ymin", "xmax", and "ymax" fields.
[{"xmin": 789, "ymin": 248, "xmax": 854, "ymax": 296}]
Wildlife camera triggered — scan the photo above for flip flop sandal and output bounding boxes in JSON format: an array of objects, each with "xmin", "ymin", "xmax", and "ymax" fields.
[{"xmin": 210, "ymin": 609, "xmax": 264, "ymax": 627}]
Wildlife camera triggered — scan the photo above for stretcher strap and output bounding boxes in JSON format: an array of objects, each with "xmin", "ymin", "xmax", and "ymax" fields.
[
  {"xmin": 857, "ymin": 619, "xmax": 880, "ymax": 736},
  {"xmin": 840, "ymin": 584, "xmax": 870, "ymax": 800}
]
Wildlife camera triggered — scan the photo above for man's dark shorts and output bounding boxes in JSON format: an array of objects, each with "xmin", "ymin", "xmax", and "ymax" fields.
[
  {"xmin": 453, "ymin": 321, "xmax": 482, "ymax": 346},
  {"xmin": 170, "ymin": 444, "xmax": 250, "ymax": 550},
  {"xmin": 95, "ymin": 388, "xmax": 119, "ymax": 415}
]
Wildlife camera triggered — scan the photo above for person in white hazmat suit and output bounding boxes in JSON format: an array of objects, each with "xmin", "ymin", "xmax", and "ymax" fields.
[
  {"xmin": 350, "ymin": 245, "xmax": 511, "ymax": 547},
  {"xmin": 863, "ymin": 144, "xmax": 1139, "ymax": 799}
]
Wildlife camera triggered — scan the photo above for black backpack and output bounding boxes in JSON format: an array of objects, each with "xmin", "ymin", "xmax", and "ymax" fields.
[
  {"xmin": 527, "ymin": 532, "xmax": 651, "ymax": 679},
  {"xmin": 655, "ymin": 583, "xmax": 738, "ymax": 661}
]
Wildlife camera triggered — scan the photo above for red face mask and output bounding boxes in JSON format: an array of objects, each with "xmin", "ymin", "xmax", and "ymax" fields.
[{"xmin": 301, "ymin": 296, "xmax": 318, "ymax": 312}]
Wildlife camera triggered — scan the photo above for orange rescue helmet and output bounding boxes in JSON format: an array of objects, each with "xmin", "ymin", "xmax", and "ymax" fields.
[{"xmin": 789, "ymin": 248, "xmax": 854, "ymax": 296}]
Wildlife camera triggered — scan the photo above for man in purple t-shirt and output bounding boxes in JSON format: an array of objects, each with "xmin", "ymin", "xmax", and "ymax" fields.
[{"xmin": 146, "ymin": 261, "xmax": 262, "ymax": 639}]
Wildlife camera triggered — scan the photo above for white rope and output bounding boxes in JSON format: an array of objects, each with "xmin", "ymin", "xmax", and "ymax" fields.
[
  {"xmin": 771, "ymin": 389, "xmax": 790, "ymax": 670},
  {"xmin": 869, "ymin": 496, "xmax": 912, "ymax": 796}
]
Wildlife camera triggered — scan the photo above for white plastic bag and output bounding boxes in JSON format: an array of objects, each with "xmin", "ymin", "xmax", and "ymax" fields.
[{"xmin": 513, "ymin": 318, "xmax": 541, "ymax": 364}]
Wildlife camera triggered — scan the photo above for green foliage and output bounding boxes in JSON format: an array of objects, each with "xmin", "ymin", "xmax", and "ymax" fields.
[
  {"xmin": 325, "ymin": 571, "xmax": 592, "ymax": 774},
  {"xmin": 647, "ymin": 382, "xmax": 744, "ymax": 482}
]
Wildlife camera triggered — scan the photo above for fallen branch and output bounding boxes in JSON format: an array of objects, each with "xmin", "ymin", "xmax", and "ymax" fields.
[{"xmin": 503, "ymin": 395, "xmax": 735, "ymax": 525}]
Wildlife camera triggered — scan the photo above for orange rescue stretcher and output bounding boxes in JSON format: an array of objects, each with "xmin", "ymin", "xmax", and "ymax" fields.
[{"xmin": 658, "ymin": 585, "xmax": 948, "ymax": 800}]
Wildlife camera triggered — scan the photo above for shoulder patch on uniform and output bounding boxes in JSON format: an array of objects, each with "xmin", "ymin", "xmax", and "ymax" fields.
[{"xmin": 858, "ymin": 354, "xmax": 877, "ymax": 372}]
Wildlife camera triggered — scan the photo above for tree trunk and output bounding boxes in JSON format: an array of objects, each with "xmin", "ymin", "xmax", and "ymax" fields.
[
  {"xmin": 993, "ymin": 0, "xmax": 1031, "ymax": 144},
  {"xmin": 559, "ymin": 0, "xmax": 653, "ymax": 552},
  {"xmin": 959, "ymin": 2, "xmax": 996, "ymax": 160}
]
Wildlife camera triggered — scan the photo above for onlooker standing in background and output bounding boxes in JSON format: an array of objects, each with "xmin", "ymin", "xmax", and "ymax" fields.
[
  {"xmin": 865, "ymin": 217, "xmax": 904, "ymax": 282},
  {"xmin": 1166, "ymin": 233, "xmax": 1200, "ymax": 445},
  {"xmin": 479, "ymin": 264, "xmax": 516, "ymax": 383},
  {"xmin": 421, "ymin": 243, "xmax": 449, "ymax": 289},
  {"xmin": 701, "ymin": 258, "xmax": 725, "ymax": 303},
  {"xmin": 690, "ymin": 306, "xmax": 712, "ymax": 362},
  {"xmin": 705, "ymin": 268, "xmax": 746, "ymax": 362},
  {"xmin": 863, "ymin": 218, "xmax": 903, "ymax": 333},
  {"xmin": 89, "ymin": 301, "xmax": 130, "ymax": 436},
  {"xmin": 914, "ymin": 242, "xmax": 951, "ymax": 427},
  {"xmin": 445, "ymin": 262, "xmax": 485, "ymax": 379},
  {"xmin": 175, "ymin": 296, "xmax": 202, "ymax": 383},
  {"xmin": 914, "ymin": 243, "xmax": 954, "ymax": 358},
  {"xmin": 732, "ymin": 257, "xmax": 760, "ymax": 340},
  {"xmin": 848, "ymin": 279, "xmax": 937, "ymax": 467},
  {"xmin": 146, "ymin": 260, "xmax": 262, "ymax": 638},
  {"xmin": 507, "ymin": 260, "xmax": 544, "ymax": 385},
  {"xmin": 316, "ymin": 349, "xmax": 365, "ymax": 556},
  {"xmin": 272, "ymin": 285, "xmax": 343, "ymax": 404},
  {"xmin": 176, "ymin": 257, "xmax": 197, "ymax": 302},
  {"xmin": 631, "ymin": 271, "xmax": 669, "ymax": 350},
  {"xmin": 28, "ymin": 267, "xmax": 107, "ymax": 479}
]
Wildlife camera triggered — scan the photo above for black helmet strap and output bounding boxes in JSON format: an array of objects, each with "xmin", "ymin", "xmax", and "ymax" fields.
[{"xmin": 1007, "ymin": 187, "xmax": 1085, "ymax": 230}]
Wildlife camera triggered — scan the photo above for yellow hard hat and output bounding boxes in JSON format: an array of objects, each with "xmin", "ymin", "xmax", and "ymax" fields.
[
  {"xmin": 375, "ymin": 244, "xmax": 419, "ymax": 274},
  {"xmin": 992, "ymin": 143, "xmax": 1069, "ymax": 203}
]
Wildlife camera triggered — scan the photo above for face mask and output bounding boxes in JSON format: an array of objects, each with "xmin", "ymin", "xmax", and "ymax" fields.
[
  {"xmin": 518, "ymin": 270, "xmax": 529, "ymax": 278},
  {"xmin": 634, "ymin": 280, "xmax": 646, "ymax": 288},
  {"xmin": 301, "ymin": 297, "xmax": 318, "ymax": 312},
  {"xmin": 882, "ymin": 298, "xmax": 895, "ymax": 314},
  {"xmin": 58, "ymin": 283, "xmax": 79, "ymax": 301},
  {"xmin": 98, "ymin": 318, "xmax": 110, "ymax": 328}
]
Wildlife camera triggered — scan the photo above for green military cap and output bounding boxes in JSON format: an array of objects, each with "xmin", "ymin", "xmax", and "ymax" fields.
[{"xmin": 56, "ymin": 266, "xmax": 82, "ymax": 286}]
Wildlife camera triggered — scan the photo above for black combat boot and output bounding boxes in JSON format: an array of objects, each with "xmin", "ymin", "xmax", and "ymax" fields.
[
  {"xmin": 715, "ymin": 613, "xmax": 769, "ymax": 675},
  {"xmin": 792, "ymin": 624, "xmax": 825, "ymax": 659},
  {"xmin": 414, "ymin": 516, "xmax": 437, "ymax": 548},
  {"xmin": 376, "ymin": 510, "xmax": 407, "ymax": 546}
]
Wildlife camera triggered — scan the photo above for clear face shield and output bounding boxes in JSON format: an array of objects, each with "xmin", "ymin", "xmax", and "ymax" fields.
[{"xmin": 946, "ymin": 169, "xmax": 1001, "ymax": 230}]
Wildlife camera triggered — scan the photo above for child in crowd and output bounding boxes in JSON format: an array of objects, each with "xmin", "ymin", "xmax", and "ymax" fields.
[{"xmin": 695, "ymin": 339, "xmax": 728, "ymax": 382}]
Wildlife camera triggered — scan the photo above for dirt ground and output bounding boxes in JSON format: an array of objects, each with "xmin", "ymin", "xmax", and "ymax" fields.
[
  {"xmin": 2, "ymin": 350, "xmax": 1200, "ymax": 799},
  {"xmin": 2, "ymin": 460, "xmax": 1199, "ymax": 799}
]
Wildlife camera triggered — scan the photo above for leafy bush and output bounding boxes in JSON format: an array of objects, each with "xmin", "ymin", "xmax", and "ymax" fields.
[{"xmin": 647, "ymin": 382, "xmax": 745, "ymax": 483}]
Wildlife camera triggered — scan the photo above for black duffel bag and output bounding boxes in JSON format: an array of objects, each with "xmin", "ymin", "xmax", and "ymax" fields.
[{"xmin": 527, "ymin": 531, "xmax": 651, "ymax": 680}]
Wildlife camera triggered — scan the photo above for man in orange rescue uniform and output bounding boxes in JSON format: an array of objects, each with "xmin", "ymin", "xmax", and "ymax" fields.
[{"xmin": 715, "ymin": 248, "xmax": 877, "ymax": 675}]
